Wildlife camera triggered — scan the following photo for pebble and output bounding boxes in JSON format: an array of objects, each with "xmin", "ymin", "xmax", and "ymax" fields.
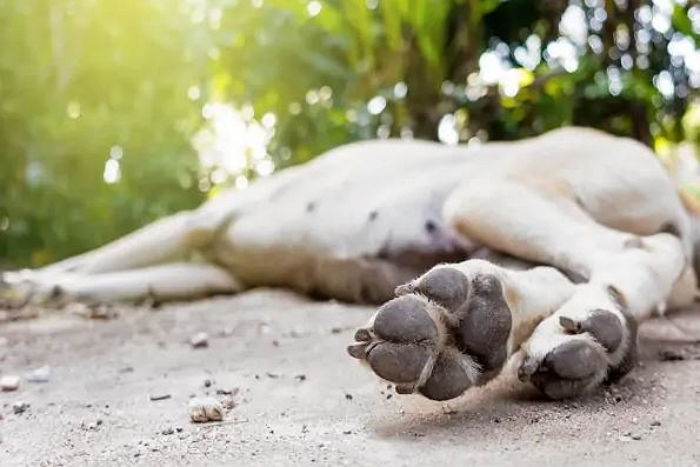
[
  {"xmin": 650, "ymin": 420, "xmax": 661, "ymax": 427},
  {"xmin": 659, "ymin": 349, "xmax": 685, "ymax": 361},
  {"xmin": 149, "ymin": 394, "xmax": 172, "ymax": 401},
  {"xmin": 221, "ymin": 397, "xmax": 236, "ymax": 410},
  {"xmin": 12, "ymin": 401, "xmax": 30, "ymax": 414},
  {"xmin": 26, "ymin": 365, "xmax": 51, "ymax": 383},
  {"xmin": 161, "ymin": 427, "xmax": 175, "ymax": 435},
  {"xmin": 1, "ymin": 375, "xmax": 20, "ymax": 391},
  {"xmin": 189, "ymin": 332, "xmax": 209, "ymax": 349},
  {"xmin": 188, "ymin": 397, "xmax": 223, "ymax": 423}
]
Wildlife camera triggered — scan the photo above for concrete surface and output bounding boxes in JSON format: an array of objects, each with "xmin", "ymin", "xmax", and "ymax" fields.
[{"xmin": 0, "ymin": 289, "xmax": 699, "ymax": 466}]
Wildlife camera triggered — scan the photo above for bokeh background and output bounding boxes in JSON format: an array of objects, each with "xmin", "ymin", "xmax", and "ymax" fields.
[{"xmin": 3, "ymin": 0, "xmax": 700, "ymax": 267}]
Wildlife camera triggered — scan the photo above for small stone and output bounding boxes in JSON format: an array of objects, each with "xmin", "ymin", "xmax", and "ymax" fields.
[
  {"xmin": 149, "ymin": 394, "xmax": 171, "ymax": 401},
  {"xmin": 631, "ymin": 434, "xmax": 642, "ymax": 440},
  {"xmin": 12, "ymin": 401, "xmax": 29, "ymax": 414},
  {"xmin": 188, "ymin": 397, "xmax": 223, "ymax": 423},
  {"xmin": 203, "ymin": 379, "xmax": 212, "ymax": 388},
  {"xmin": 345, "ymin": 394, "xmax": 353, "ymax": 400},
  {"xmin": 650, "ymin": 420, "xmax": 661, "ymax": 427},
  {"xmin": 67, "ymin": 302, "xmax": 117, "ymax": 320},
  {"xmin": 161, "ymin": 427, "xmax": 175, "ymax": 435},
  {"xmin": 26, "ymin": 365, "xmax": 51, "ymax": 383},
  {"xmin": 221, "ymin": 397, "xmax": 236, "ymax": 410},
  {"xmin": 217, "ymin": 327, "xmax": 234, "ymax": 337},
  {"xmin": 295, "ymin": 374, "xmax": 307, "ymax": 382},
  {"xmin": 659, "ymin": 349, "xmax": 685, "ymax": 361},
  {"xmin": 1, "ymin": 375, "xmax": 20, "ymax": 391},
  {"xmin": 189, "ymin": 332, "xmax": 209, "ymax": 348}
]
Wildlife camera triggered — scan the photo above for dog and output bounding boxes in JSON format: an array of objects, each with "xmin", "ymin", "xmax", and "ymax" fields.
[{"xmin": 3, "ymin": 126, "xmax": 699, "ymax": 400}]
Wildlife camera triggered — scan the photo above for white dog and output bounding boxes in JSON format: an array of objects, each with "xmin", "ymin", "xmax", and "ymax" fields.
[{"xmin": 4, "ymin": 127, "xmax": 698, "ymax": 400}]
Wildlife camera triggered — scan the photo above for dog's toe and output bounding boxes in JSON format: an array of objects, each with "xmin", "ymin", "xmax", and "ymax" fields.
[
  {"xmin": 396, "ymin": 267, "xmax": 470, "ymax": 311},
  {"xmin": 366, "ymin": 342, "xmax": 431, "ymax": 383},
  {"xmin": 524, "ymin": 339, "xmax": 607, "ymax": 399},
  {"xmin": 372, "ymin": 295, "xmax": 438, "ymax": 343}
]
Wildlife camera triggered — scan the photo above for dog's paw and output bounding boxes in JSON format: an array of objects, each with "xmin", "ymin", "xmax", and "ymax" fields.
[
  {"xmin": 518, "ymin": 307, "xmax": 638, "ymax": 399},
  {"xmin": 348, "ymin": 265, "xmax": 513, "ymax": 401},
  {"xmin": 0, "ymin": 270, "xmax": 71, "ymax": 309}
]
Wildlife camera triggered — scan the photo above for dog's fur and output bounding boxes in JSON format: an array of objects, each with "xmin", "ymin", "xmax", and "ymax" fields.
[{"xmin": 4, "ymin": 127, "xmax": 699, "ymax": 399}]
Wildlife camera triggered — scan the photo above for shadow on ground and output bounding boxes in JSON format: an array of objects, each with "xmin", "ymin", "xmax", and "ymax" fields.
[{"xmin": 1, "ymin": 289, "xmax": 699, "ymax": 465}]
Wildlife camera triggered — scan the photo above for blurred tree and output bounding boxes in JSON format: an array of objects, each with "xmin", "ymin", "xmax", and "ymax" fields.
[
  {"xmin": 2, "ymin": 0, "xmax": 700, "ymax": 266},
  {"xmin": 0, "ymin": 0, "xmax": 209, "ymax": 264}
]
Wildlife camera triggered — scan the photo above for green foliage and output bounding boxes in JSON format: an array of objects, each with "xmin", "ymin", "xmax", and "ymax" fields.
[
  {"xmin": 0, "ymin": 0, "xmax": 208, "ymax": 264},
  {"xmin": 2, "ymin": 0, "xmax": 700, "ymax": 266}
]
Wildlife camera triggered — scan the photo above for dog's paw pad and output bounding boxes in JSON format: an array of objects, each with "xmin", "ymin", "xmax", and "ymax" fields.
[
  {"xmin": 521, "ymin": 339, "xmax": 607, "ymax": 399},
  {"xmin": 419, "ymin": 352, "xmax": 472, "ymax": 401},
  {"xmin": 560, "ymin": 309, "xmax": 623, "ymax": 353},
  {"xmin": 372, "ymin": 295, "xmax": 438, "ymax": 343},
  {"xmin": 458, "ymin": 274, "xmax": 511, "ymax": 371},
  {"xmin": 396, "ymin": 267, "xmax": 470, "ymax": 311},
  {"xmin": 366, "ymin": 342, "xmax": 431, "ymax": 383}
]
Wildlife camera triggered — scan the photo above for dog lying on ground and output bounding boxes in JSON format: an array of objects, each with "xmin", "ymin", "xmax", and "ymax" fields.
[{"xmin": 3, "ymin": 127, "xmax": 699, "ymax": 400}]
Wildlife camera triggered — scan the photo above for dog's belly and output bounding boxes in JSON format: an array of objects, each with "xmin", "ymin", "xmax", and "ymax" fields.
[{"xmin": 211, "ymin": 145, "xmax": 477, "ymax": 302}]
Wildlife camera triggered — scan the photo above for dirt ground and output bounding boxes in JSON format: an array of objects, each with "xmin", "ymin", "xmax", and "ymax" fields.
[{"xmin": 1, "ymin": 289, "xmax": 699, "ymax": 466}]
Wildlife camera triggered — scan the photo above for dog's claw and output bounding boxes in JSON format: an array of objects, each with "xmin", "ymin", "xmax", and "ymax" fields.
[
  {"xmin": 353, "ymin": 328, "xmax": 372, "ymax": 342},
  {"xmin": 347, "ymin": 343, "xmax": 369, "ymax": 359}
]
